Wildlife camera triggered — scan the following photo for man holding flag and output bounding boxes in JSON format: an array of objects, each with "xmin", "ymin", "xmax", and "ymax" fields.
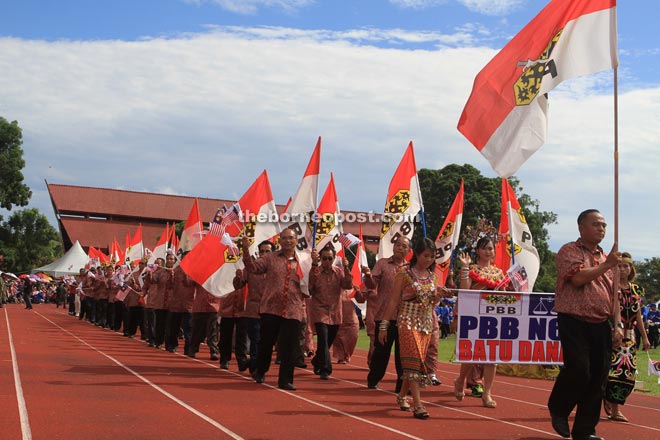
[
  {"xmin": 240, "ymin": 228, "xmax": 307, "ymax": 391},
  {"xmin": 548, "ymin": 209, "xmax": 622, "ymax": 440}
]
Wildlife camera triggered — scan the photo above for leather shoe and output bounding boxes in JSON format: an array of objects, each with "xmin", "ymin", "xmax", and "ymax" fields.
[
  {"xmin": 220, "ymin": 362, "xmax": 229, "ymax": 370},
  {"xmin": 573, "ymin": 436, "xmax": 604, "ymax": 440},
  {"xmin": 319, "ymin": 372, "xmax": 329, "ymax": 380},
  {"xmin": 367, "ymin": 382, "xmax": 378, "ymax": 389},
  {"xmin": 253, "ymin": 373, "xmax": 265, "ymax": 384},
  {"xmin": 278, "ymin": 383, "xmax": 297, "ymax": 391},
  {"xmin": 549, "ymin": 412, "xmax": 570, "ymax": 438}
]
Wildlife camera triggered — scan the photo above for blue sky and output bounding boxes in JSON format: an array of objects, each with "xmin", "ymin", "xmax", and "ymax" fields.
[{"xmin": 1, "ymin": 0, "xmax": 659, "ymax": 261}]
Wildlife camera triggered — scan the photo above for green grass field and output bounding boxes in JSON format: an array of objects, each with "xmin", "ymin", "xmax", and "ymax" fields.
[{"xmin": 354, "ymin": 328, "xmax": 660, "ymax": 395}]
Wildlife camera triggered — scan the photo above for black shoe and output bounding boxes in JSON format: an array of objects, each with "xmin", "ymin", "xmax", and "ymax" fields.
[
  {"xmin": 573, "ymin": 436, "xmax": 604, "ymax": 440},
  {"xmin": 238, "ymin": 361, "xmax": 249, "ymax": 372},
  {"xmin": 167, "ymin": 348, "xmax": 176, "ymax": 353},
  {"xmin": 253, "ymin": 373, "xmax": 265, "ymax": 384},
  {"xmin": 220, "ymin": 362, "xmax": 229, "ymax": 370},
  {"xmin": 549, "ymin": 412, "xmax": 571, "ymax": 438},
  {"xmin": 313, "ymin": 367, "xmax": 321, "ymax": 375},
  {"xmin": 367, "ymin": 382, "xmax": 378, "ymax": 389},
  {"xmin": 209, "ymin": 354, "xmax": 219, "ymax": 361},
  {"xmin": 320, "ymin": 372, "xmax": 329, "ymax": 380},
  {"xmin": 278, "ymin": 383, "xmax": 297, "ymax": 391},
  {"xmin": 295, "ymin": 362, "xmax": 307, "ymax": 369}
]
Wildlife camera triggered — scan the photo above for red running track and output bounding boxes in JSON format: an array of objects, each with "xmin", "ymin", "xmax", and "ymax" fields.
[{"xmin": 2, "ymin": 304, "xmax": 660, "ymax": 440}]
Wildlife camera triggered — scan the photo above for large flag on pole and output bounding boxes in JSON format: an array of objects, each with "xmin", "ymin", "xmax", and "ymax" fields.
[
  {"xmin": 495, "ymin": 179, "xmax": 540, "ymax": 291},
  {"xmin": 125, "ymin": 224, "xmax": 144, "ymax": 264},
  {"xmin": 457, "ymin": 0, "xmax": 618, "ymax": 177},
  {"xmin": 315, "ymin": 173, "xmax": 342, "ymax": 253},
  {"xmin": 181, "ymin": 170, "xmax": 280, "ymax": 297},
  {"xmin": 377, "ymin": 141, "xmax": 422, "ymax": 260},
  {"xmin": 282, "ymin": 137, "xmax": 321, "ymax": 294},
  {"xmin": 178, "ymin": 199, "xmax": 203, "ymax": 256},
  {"xmin": 434, "ymin": 179, "xmax": 464, "ymax": 287},
  {"xmin": 149, "ymin": 223, "xmax": 170, "ymax": 264}
]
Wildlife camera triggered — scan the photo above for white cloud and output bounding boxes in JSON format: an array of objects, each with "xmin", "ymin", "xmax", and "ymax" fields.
[
  {"xmin": 0, "ymin": 26, "xmax": 658, "ymax": 259},
  {"xmin": 183, "ymin": 0, "xmax": 314, "ymax": 15},
  {"xmin": 389, "ymin": 0, "xmax": 448, "ymax": 9},
  {"xmin": 457, "ymin": 0, "xmax": 525, "ymax": 16}
]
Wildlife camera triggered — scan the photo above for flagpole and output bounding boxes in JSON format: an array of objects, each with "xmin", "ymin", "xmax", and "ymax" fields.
[
  {"xmin": 414, "ymin": 172, "xmax": 427, "ymax": 238},
  {"xmin": 613, "ymin": 67, "xmax": 619, "ymax": 246}
]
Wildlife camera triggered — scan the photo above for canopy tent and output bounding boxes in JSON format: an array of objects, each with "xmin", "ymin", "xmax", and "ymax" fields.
[{"xmin": 32, "ymin": 240, "xmax": 88, "ymax": 277}]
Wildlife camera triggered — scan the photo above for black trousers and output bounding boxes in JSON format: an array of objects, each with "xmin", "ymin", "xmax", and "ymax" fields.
[
  {"xmin": 312, "ymin": 323, "xmax": 339, "ymax": 375},
  {"xmin": 190, "ymin": 312, "xmax": 219, "ymax": 357},
  {"xmin": 96, "ymin": 299, "xmax": 108, "ymax": 326},
  {"xmin": 152, "ymin": 309, "xmax": 168, "ymax": 347},
  {"xmin": 219, "ymin": 317, "xmax": 248, "ymax": 366},
  {"xmin": 125, "ymin": 306, "xmax": 143, "ymax": 337},
  {"xmin": 548, "ymin": 313, "xmax": 612, "ymax": 439},
  {"xmin": 256, "ymin": 313, "xmax": 300, "ymax": 386},
  {"xmin": 367, "ymin": 320, "xmax": 403, "ymax": 390},
  {"xmin": 166, "ymin": 311, "xmax": 192, "ymax": 352},
  {"xmin": 144, "ymin": 308, "xmax": 155, "ymax": 344},
  {"xmin": 239, "ymin": 317, "xmax": 261, "ymax": 373}
]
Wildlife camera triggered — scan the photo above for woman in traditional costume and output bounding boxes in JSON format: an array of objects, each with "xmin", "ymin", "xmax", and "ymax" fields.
[
  {"xmin": 453, "ymin": 236, "xmax": 509, "ymax": 408},
  {"xmin": 603, "ymin": 252, "xmax": 650, "ymax": 422},
  {"xmin": 378, "ymin": 238, "xmax": 448, "ymax": 419}
]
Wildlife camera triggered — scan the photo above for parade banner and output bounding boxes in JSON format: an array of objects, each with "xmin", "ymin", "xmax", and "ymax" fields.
[{"xmin": 455, "ymin": 290, "xmax": 563, "ymax": 365}]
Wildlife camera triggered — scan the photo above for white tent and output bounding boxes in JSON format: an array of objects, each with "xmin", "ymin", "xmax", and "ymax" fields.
[{"xmin": 32, "ymin": 240, "xmax": 88, "ymax": 277}]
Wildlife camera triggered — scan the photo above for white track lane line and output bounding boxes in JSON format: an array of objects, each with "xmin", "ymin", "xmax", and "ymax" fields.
[
  {"xmin": 4, "ymin": 308, "xmax": 33, "ymax": 440},
  {"xmin": 36, "ymin": 312, "xmax": 245, "ymax": 440},
  {"xmin": 40, "ymin": 312, "xmax": 424, "ymax": 440}
]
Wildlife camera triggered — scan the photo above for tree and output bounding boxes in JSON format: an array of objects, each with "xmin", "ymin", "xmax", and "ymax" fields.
[
  {"xmin": 0, "ymin": 117, "xmax": 31, "ymax": 210},
  {"xmin": 635, "ymin": 257, "xmax": 660, "ymax": 302},
  {"xmin": 0, "ymin": 209, "xmax": 61, "ymax": 273},
  {"xmin": 417, "ymin": 164, "xmax": 557, "ymax": 292}
]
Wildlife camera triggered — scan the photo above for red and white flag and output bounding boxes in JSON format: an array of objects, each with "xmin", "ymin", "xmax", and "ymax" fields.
[
  {"xmin": 170, "ymin": 231, "xmax": 180, "ymax": 256},
  {"xmin": 181, "ymin": 170, "xmax": 280, "ymax": 297},
  {"xmin": 315, "ymin": 173, "xmax": 343, "ymax": 254},
  {"xmin": 377, "ymin": 141, "xmax": 422, "ymax": 260},
  {"xmin": 282, "ymin": 137, "xmax": 321, "ymax": 294},
  {"xmin": 434, "ymin": 180, "xmax": 464, "ymax": 287},
  {"xmin": 179, "ymin": 199, "xmax": 203, "ymax": 256},
  {"xmin": 149, "ymin": 223, "xmax": 170, "ymax": 264},
  {"xmin": 458, "ymin": 0, "xmax": 618, "ymax": 177},
  {"xmin": 125, "ymin": 224, "xmax": 144, "ymax": 264},
  {"xmin": 110, "ymin": 237, "xmax": 124, "ymax": 264},
  {"xmin": 350, "ymin": 224, "xmax": 369, "ymax": 292},
  {"xmin": 495, "ymin": 179, "xmax": 540, "ymax": 291}
]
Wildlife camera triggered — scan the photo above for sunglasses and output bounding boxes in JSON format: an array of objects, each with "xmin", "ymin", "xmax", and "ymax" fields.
[{"xmin": 321, "ymin": 256, "xmax": 334, "ymax": 261}]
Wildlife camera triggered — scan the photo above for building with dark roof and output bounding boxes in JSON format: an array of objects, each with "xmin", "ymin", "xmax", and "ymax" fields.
[{"xmin": 46, "ymin": 182, "xmax": 382, "ymax": 254}]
